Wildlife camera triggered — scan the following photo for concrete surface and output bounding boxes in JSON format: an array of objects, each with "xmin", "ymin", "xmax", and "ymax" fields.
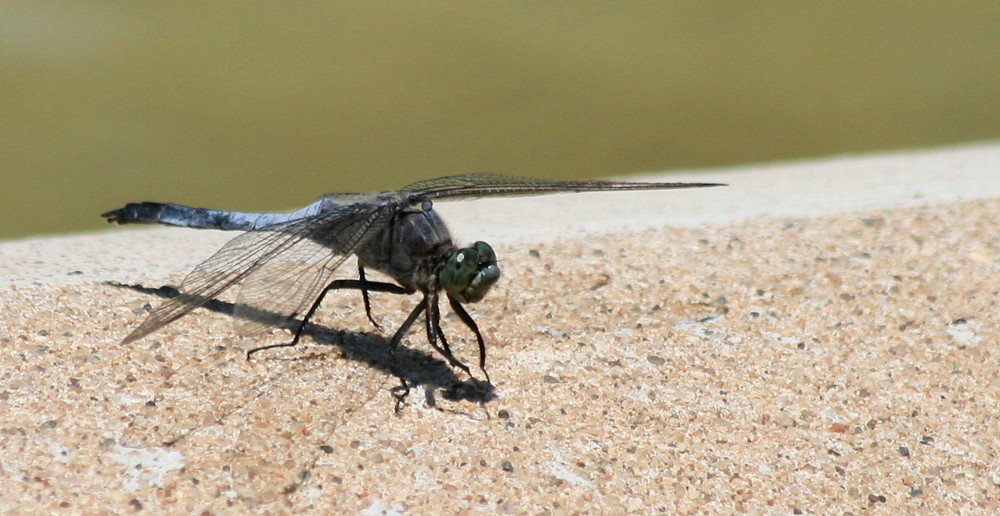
[{"xmin": 2, "ymin": 142, "xmax": 999, "ymax": 514}]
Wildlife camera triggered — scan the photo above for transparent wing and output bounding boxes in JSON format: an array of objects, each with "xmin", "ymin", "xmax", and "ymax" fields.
[
  {"xmin": 120, "ymin": 203, "xmax": 392, "ymax": 344},
  {"xmin": 232, "ymin": 203, "xmax": 391, "ymax": 337},
  {"xmin": 403, "ymin": 172, "xmax": 725, "ymax": 201}
]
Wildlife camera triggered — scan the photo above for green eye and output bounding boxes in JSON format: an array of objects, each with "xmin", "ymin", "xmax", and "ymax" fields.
[
  {"xmin": 441, "ymin": 241, "xmax": 501, "ymax": 303},
  {"xmin": 441, "ymin": 249, "xmax": 479, "ymax": 291},
  {"xmin": 473, "ymin": 241, "xmax": 496, "ymax": 264}
]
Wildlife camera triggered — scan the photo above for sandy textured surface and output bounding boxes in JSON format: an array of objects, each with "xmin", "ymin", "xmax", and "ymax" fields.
[{"xmin": 2, "ymin": 144, "xmax": 999, "ymax": 514}]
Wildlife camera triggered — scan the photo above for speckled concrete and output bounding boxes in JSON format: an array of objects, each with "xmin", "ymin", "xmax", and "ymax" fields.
[{"xmin": 2, "ymin": 144, "xmax": 998, "ymax": 514}]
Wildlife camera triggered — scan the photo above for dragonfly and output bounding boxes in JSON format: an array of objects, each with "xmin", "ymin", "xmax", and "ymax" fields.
[{"xmin": 102, "ymin": 173, "xmax": 723, "ymax": 395}]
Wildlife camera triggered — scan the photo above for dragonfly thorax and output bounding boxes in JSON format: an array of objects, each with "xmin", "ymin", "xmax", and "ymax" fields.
[{"xmin": 353, "ymin": 201, "xmax": 473, "ymax": 293}]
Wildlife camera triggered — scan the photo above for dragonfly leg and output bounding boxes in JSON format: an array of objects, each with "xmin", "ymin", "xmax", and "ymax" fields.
[
  {"xmin": 246, "ymin": 278, "xmax": 411, "ymax": 359},
  {"xmin": 387, "ymin": 298, "xmax": 427, "ymax": 410},
  {"xmin": 391, "ymin": 378, "xmax": 410, "ymax": 414},
  {"xmin": 425, "ymin": 295, "xmax": 475, "ymax": 380},
  {"xmin": 448, "ymin": 298, "xmax": 492, "ymax": 385},
  {"xmin": 388, "ymin": 297, "xmax": 426, "ymax": 351},
  {"xmin": 357, "ymin": 263, "xmax": 382, "ymax": 331}
]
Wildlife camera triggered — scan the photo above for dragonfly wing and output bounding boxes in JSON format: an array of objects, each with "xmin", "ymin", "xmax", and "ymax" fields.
[
  {"xmin": 120, "ymin": 203, "xmax": 392, "ymax": 344},
  {"xmin": 232, "ymin": 203, "xmax": 393, "ymax": 337},
  {"xmin": 403, "ymin": 172, "xmax": 725, "ymax": 201}
]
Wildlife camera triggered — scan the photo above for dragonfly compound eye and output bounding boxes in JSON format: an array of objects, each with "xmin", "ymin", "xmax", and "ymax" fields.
[{"xmin": 441, "ymin": 241, "xmax": 501, "ymax": 303}]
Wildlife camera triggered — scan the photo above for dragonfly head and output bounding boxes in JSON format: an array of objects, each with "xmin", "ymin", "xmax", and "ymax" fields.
[{"xmin": 440, "ymin": 241, "xmax": 501, "ymax": 303}]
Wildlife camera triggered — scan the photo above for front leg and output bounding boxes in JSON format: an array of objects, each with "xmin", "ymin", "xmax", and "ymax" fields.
[
  {"xmin": 448, "ymin": 298, "xmax": 491, "ymax": 385},
  {"xmin": 424, "ymin": 293, "xmax": 475, "ymax": 380}
]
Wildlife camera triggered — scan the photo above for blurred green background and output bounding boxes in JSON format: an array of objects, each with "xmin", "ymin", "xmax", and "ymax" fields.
[{"xmin": 2, "ymin": 2, "xmax": 999, "ymax": 239}]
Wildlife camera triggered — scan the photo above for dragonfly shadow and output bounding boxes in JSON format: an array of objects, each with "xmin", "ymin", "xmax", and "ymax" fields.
[{"xmin": 106, "ymin": 281, "xmax": 493, "ymax": 405}]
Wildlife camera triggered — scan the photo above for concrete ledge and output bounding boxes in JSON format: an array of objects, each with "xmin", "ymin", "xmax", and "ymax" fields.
[{"xmin": 2, "ymin": 142, "xmax": 998, "ymax": 513}]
